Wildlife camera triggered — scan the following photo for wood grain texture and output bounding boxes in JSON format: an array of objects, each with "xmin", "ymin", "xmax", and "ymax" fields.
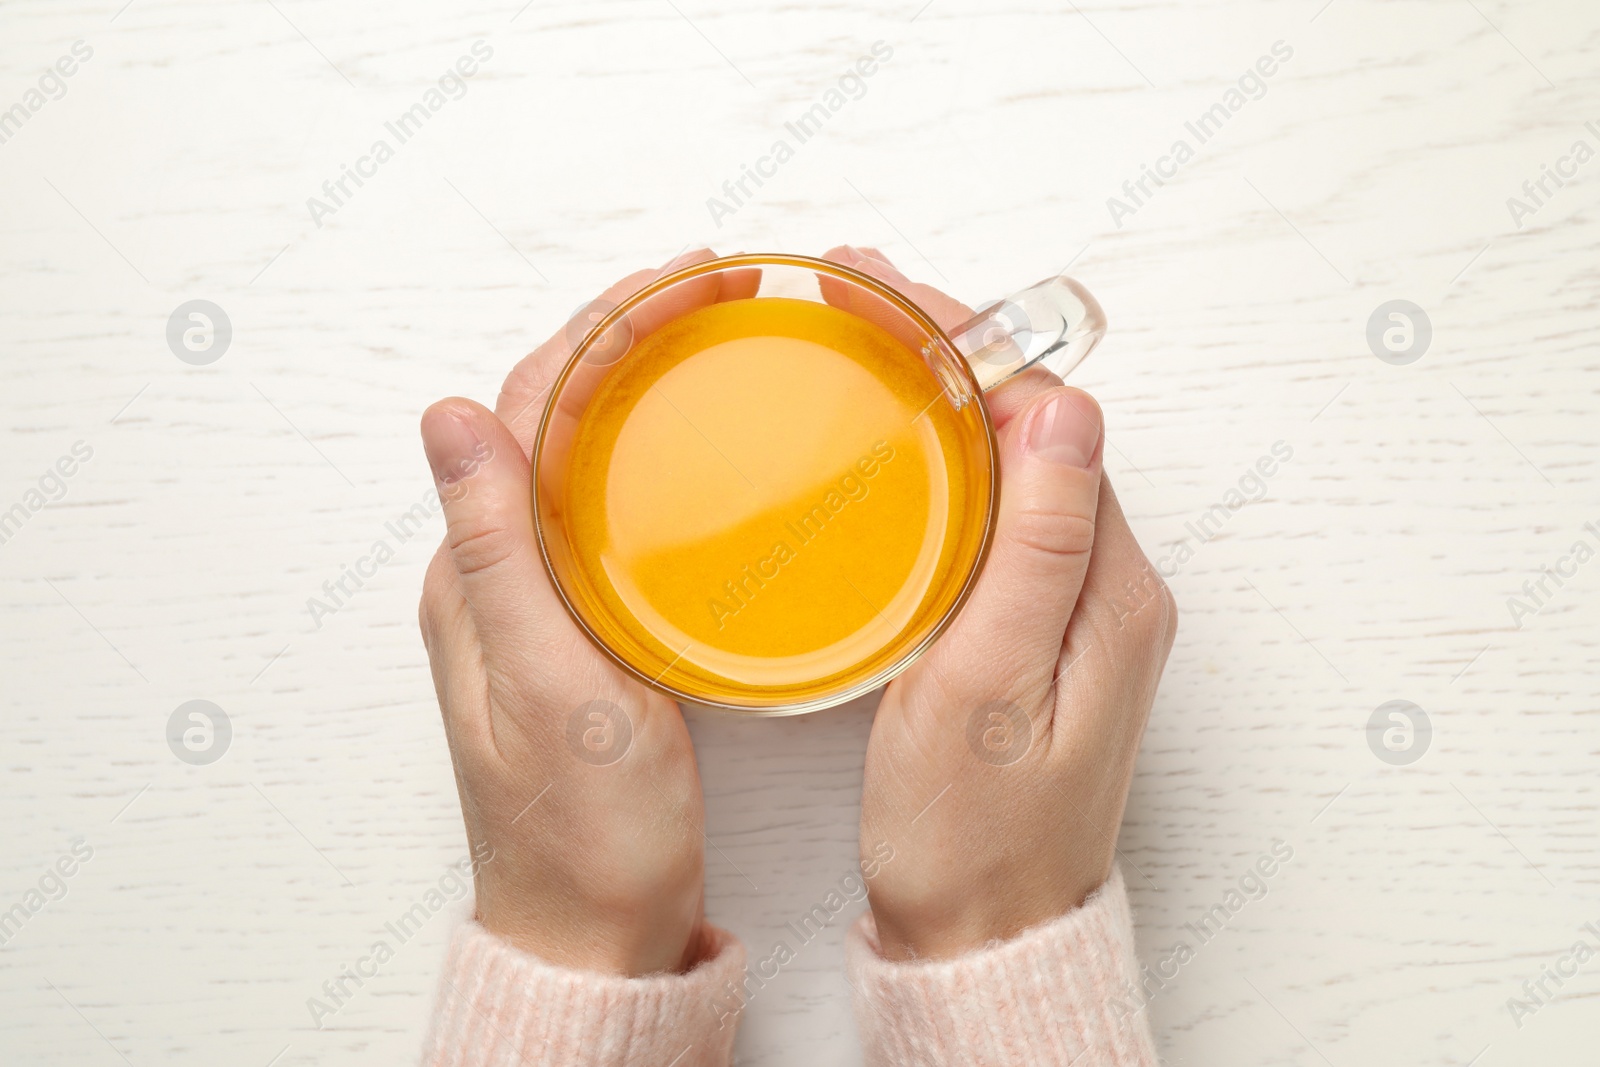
[{"xmin": 1, "ymin": 0, "xmax": 1597, "ymax": 1064}]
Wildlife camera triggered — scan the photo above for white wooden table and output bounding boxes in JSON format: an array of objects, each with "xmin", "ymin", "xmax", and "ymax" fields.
[{"xmin": 3, "ymin": 1, "xmax": 1597, "ymax": 1063}]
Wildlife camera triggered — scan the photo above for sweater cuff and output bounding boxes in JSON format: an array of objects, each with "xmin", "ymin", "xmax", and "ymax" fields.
[
  {"xmin": 422, "ymin": 920, "xmax": 747, "ymax": 1067},
  {"xmin": 846, "ymin": 868, "xmax": 1158, "ymax": 1066}
]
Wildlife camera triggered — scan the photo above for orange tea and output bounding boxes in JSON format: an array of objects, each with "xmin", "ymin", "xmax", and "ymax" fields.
[{"xmin": 558, "ymin": 296, "xmax": 992, "ymax": 707}]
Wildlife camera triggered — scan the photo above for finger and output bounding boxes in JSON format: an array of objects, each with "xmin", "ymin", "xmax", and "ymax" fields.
[
  {"xmin": 931, "ymin": 386, "xmax": 1106, "ymax": 697},
  {"xmin": 496, "ymin": 247, "xmax": 749, "ymax": 452},
  {"xmin": 1049, "ymin": 474, "xmax": 1174, "ymax": 785},
  {"xmin": 816, "ymin": 246, "xmax": 977, "ymax": 396},
  {"xmin": 418, "ymin": 542, "xmax": 498, "ymax": 757},
  {"xmin": 1063, "ymin": 474, "xmax": 1178, "ymax": 666},
  {"xmin": 820, "ymin": 246, "xmax": 1057, "ymax": 432},
  {"xmin": 985, "ymin": 365, "xmax": 1065, "ymax": 431},
  {"xmin": 849, "ymin": 248, "xmax": 1063, "ymax": 429},
  {"xmin": 718, "ymin": 264, "xmax": 762, "ymax": 301},
  {"xmin": 818, "ymin": 245, "xmax": 975, "ymax": 344},
  {"xmin": 421, "ymin": 397, "xmax": 568, "ymax": 662},
  {"xmin": 822, "ymin": 245, "xmax": 973, "ymax": 331},
  {"xmin": 496, "ymin": 248, "xmax": 711, "ymax": 450}
]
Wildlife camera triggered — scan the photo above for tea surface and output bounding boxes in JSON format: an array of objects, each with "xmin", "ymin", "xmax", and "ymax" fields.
[{"xmin": 562, "ymin": 297, "xmax": 986, "ymax": 703}]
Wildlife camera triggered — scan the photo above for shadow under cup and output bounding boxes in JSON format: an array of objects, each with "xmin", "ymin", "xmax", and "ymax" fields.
[{"xmin": 533, "ymin": 254, "xmax": 997, "ymax": 714}]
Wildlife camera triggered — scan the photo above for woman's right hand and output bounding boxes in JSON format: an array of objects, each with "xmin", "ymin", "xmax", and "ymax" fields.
[{"xmin": 416, "ymin": 248, "xmax": 751, "ymax": 977}]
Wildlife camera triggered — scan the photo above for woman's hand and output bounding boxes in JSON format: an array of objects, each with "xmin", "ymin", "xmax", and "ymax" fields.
[
  {"xmin": 416, "ymin": 249, "xmax": 740, "ymax": 976},
  {"xmin": 827, "ymin": 246, "xmax": 1178, "ymax": 961}
]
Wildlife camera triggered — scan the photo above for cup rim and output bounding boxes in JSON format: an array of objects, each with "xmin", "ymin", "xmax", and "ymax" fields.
[{"xmin": 530, "ymin": 252, "xmax": 1000, "ymax": 715}]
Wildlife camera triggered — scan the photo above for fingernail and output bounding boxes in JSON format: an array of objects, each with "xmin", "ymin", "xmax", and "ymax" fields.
[
  {"xmin": 1025, "ymin": 390, "xmax": 1101, "ymax": 468},
  {"xmin": 662, "ymin": 247, "xmax": 710, "ymax": 271},
  {"xmin": 847, "ymin": 245, "xmax": 908, "ymax": 282},
  {"xmin": 424, "ymin": 410, "xmax": 485, "ymax": 487}
]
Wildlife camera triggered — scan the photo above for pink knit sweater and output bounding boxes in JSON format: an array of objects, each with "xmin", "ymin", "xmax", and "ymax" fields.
[{"xmin": 422, "ymin": 869, "xmax": 1158, "ymax": 1066}]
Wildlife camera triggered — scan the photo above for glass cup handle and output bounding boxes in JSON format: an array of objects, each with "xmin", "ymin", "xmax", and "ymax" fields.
[{"xmin": 947, "ymin": 275, "xmax": 1108, "ymax": 393}]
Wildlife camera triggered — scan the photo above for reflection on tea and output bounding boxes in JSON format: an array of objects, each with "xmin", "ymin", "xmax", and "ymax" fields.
[{"xmin": 707, "ymin": 439, "xmax": 896, "ymax": 632}]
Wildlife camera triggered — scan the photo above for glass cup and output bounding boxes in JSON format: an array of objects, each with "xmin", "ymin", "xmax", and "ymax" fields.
[{"xmin": 533, "ymin": 253, "xmax": 1105, "ymax": 714}]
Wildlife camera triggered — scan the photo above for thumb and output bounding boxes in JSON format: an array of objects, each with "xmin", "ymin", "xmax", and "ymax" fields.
[
  {"xmin": 421, "ymin": 398, "xmax": 559, "ymax": 654},
  {"xmin": 939, "ymin": 387, "xmax": 1105, "ymax": 690}
]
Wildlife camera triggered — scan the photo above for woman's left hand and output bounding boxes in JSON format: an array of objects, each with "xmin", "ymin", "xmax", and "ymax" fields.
[{"xmin": 826, "ymin": 246, "xmax": 1178, "ymax": 962}]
